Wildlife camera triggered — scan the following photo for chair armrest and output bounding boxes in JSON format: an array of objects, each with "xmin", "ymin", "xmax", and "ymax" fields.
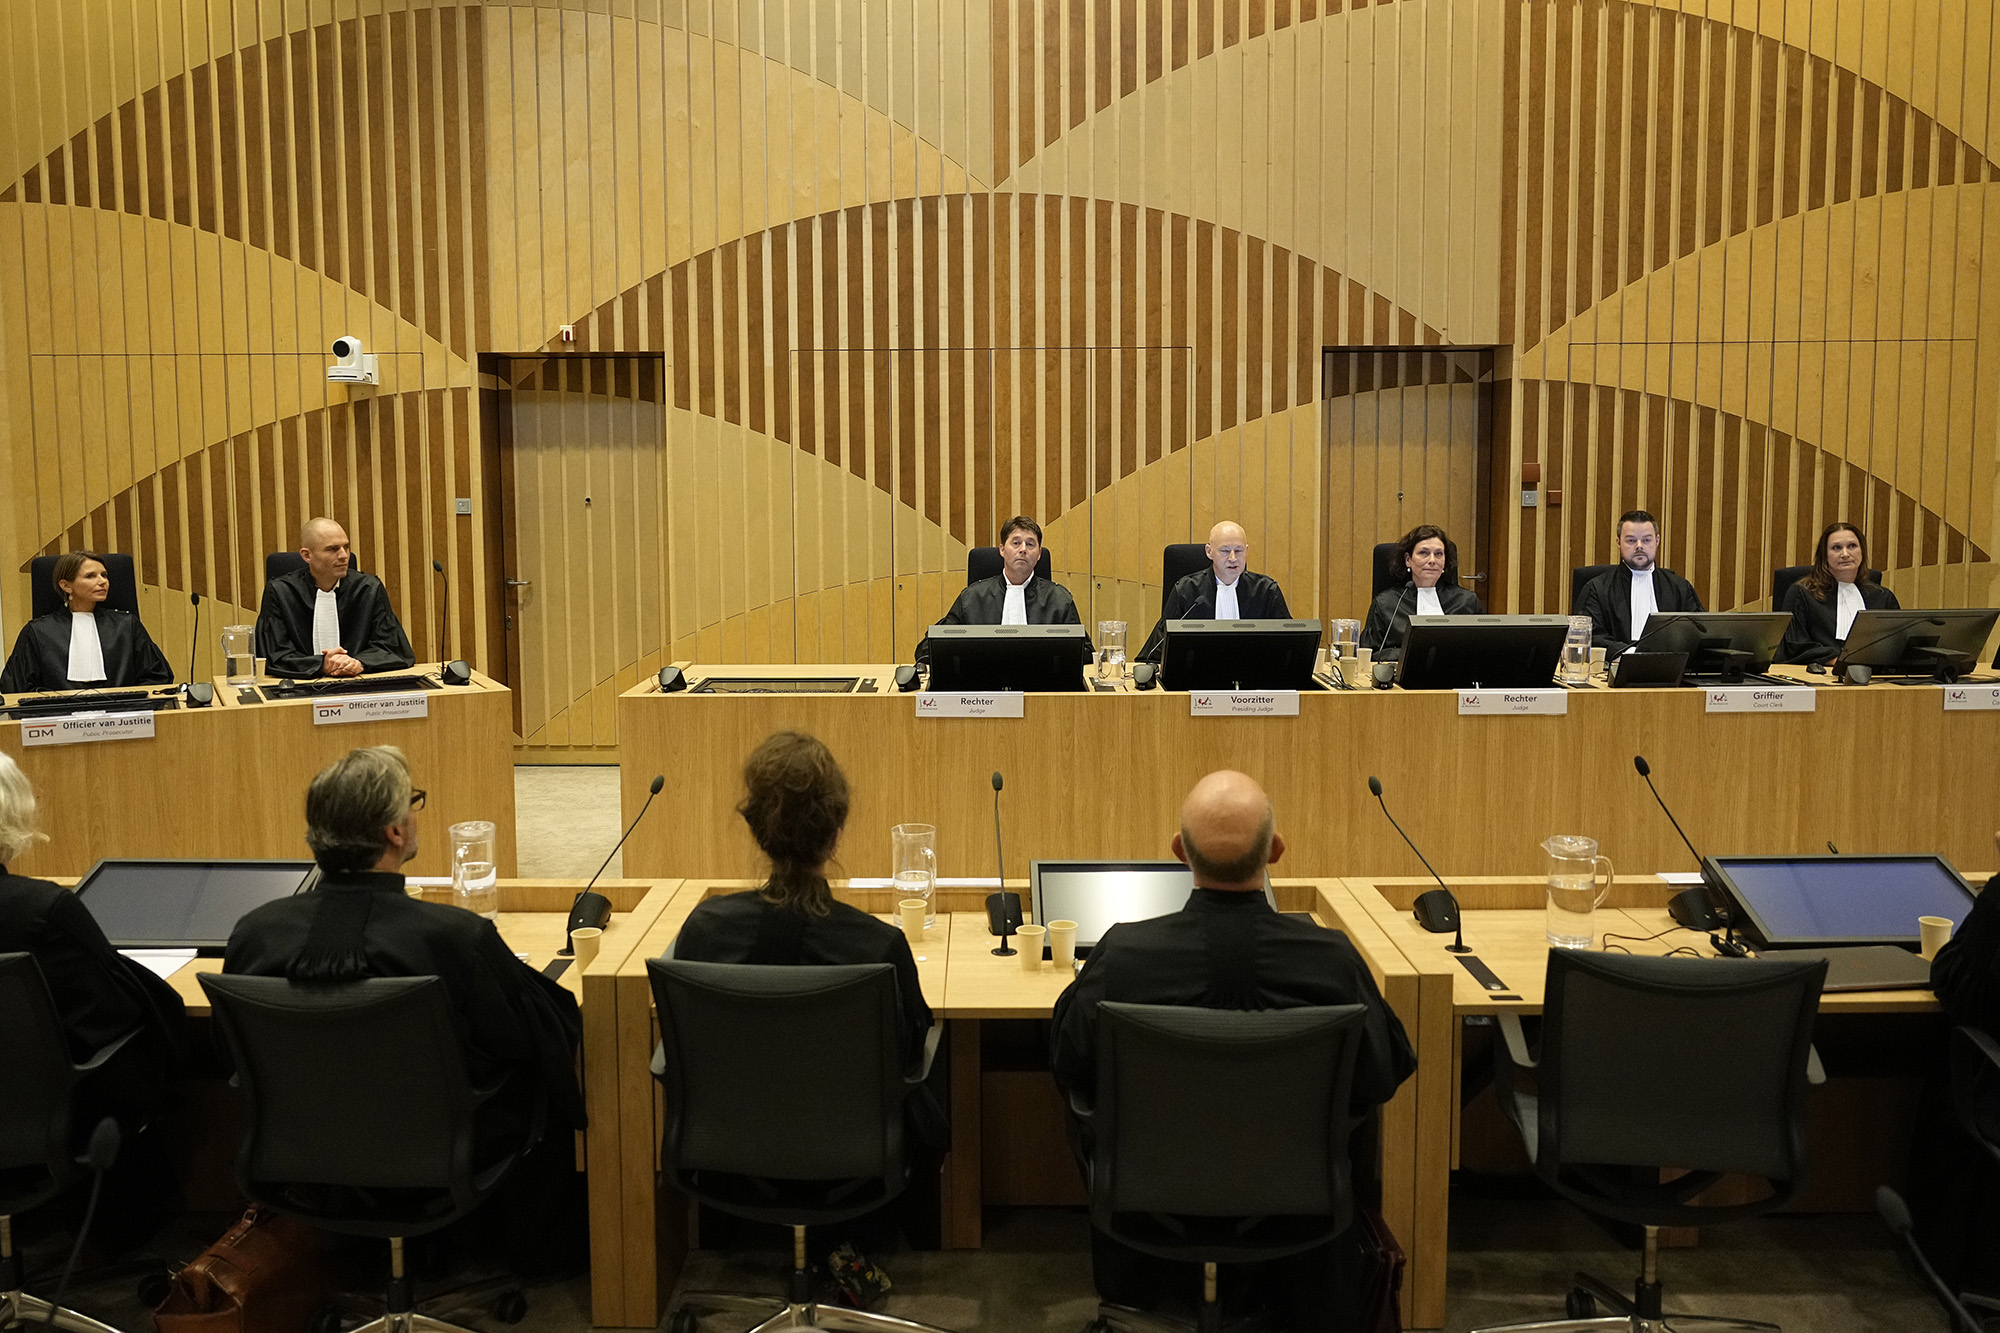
[
  {"xmin": 1806, "ymin": 1045, "xmax": 1826, "ymax": 1086},
  {"xmin": 1498, "ymin": 1013, "xmax": 1538, "ymax": 1071},
  {"xmin": 906, "ymin": 1025, "xmax": 942, "ymax": 1085},
  {"xmin": 1962, "ymin": 1292, "xmax": 2000, "ymax": 1314},
  {"xmin": 75, "ymin": 1026, "xmax": 139, "ymax": 1074},
  {"xmin": 1066, "ymin": 1089, "xmax": 1094, "ymax": 1124},
  {"xmin": 649, "ymin": 1040, "xmax": 665, "ymax": 1079}
]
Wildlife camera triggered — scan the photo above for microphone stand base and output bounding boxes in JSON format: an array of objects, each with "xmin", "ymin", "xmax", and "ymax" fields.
[
  {"xmin": 991, "ymin": 944, "xmax": 1018, "ymax": 957},
  {"xmin": 1445, "ymin": 943, "xmax": 1473, "ymax": 954}
]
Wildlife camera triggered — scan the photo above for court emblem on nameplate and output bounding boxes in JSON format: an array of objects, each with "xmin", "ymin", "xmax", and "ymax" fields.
[
  {"xmin": 311, "ymin": 694, "xmax": 431, "ymax": 726},
  {"xmin": 1703, "ymin": 688, "xmax": 1815, "ymax": 714},
  {"xmin": 1943, "ymin": 686, "xmax": 2000, "ymax": 711},
  {"xmin": 18, "ymin": 712, "xmax": 158, "ymax": 747},
  {"xmin": 1188, "ymin": 691, "xmax": 1299, "ymax": 717},
  {"xmin": 913, "ymin": 693, "xmax": 1025, "ymax": 719}
]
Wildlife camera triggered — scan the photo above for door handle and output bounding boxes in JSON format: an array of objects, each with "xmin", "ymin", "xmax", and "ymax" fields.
[{"xmin": 504, "ymin": 578, "xmax": 532, "ymax": 587}]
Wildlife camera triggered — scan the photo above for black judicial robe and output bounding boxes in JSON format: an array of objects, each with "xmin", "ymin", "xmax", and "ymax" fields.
[
  {"xmin": 1359, "ymin": 581, "xmax": 1486, "ymax": 659},
  {"xmin": 223, "ymin": 871, "xmax": 586, "ymax": 1131},
  {"xmin": 1574, "ymin": 564, "xmax": 1705, "ymax": 655},
  {"xmin": 1051, "ymin": 888, "xmax": 1416, "ymax": 1114},
  {"xmin": 1777, "ymin": 578, "xmax": 1901, "ymax": 665},
  {"xmin": 913, "ymin": 574, "xmax": 1084, "ymax": 664},
  {"xmin": 0, "ymin": 609, "xmax": 174, "ymax": 693},
  {"xmin": 255, "ymin": 568, "xmax": 416, "ymax": 678},
  {"xmin": 1137, "ymin": 569, "xmax": 1293, "ymax": 662},
  {"xmin": 0, "ymin": 868, "xmax": 187, "ymax": 1124}
]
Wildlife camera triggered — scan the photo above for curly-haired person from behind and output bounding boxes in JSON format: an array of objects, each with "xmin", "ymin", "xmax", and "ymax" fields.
[{"xmin": 668, "ymin": 730, "xmax": 945, "ymax": 1259}]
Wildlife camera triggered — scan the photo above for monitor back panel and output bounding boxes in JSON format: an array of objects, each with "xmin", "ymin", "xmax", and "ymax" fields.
[
  {"xmin": 1030, "ymin": 860, "xmax": 1277, "ymax": 951},
  {"xmin": 76, "ymin": 859, "xmax": 316, "ymax": 952},
  {"xmin": 1706, "ymin": 855, "xmax": 1974, "ymax": 949}
]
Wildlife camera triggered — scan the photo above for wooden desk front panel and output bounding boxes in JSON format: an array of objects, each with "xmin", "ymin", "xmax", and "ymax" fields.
[
  {"xmin": 617, "ymin": 674, "xmax": 2000, "ymax": 883},
  {"xmin": 1, "ymin": 672, "xmax": 517, "ymax": 877}
]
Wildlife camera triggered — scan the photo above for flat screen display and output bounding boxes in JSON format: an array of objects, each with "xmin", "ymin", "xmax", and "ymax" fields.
[
  {"xmin": 1030, "ymin": 860, "xmax": 1276, "ymax": 950},
  {"xmin": 1706, "ymin": 855, "xmax": 1974, "ymax": 949},
  {"xmin": 75, "ymin": 859, "xmax": 316, "ymax": 952}
]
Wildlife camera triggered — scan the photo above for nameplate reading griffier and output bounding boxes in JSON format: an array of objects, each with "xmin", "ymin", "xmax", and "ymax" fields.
[
  {"xmin": 913, "ymin": 692, "xmax": 1026, "ymax": 719},
  {"xmin": 1188, "ymin": 690, "xmax": 1300, "ymax": 717},
  {"xmin": 1703, "ymin": 687, "xmax": 1816, "ymax": 714},
  {"xmin": 1943, "ymin": 686, "xmax": 2000, "ymax": 711},
  {"xmin": 1456, "ymin": 690, "xmax": 1567, "ymax": 716},
  {"xmin": 19, "ymin": 712, "xmax": 158, "ymax": 747},
  {"xmin": 311, "ymin": 694, "xmax": 431, "ymax": 726}
]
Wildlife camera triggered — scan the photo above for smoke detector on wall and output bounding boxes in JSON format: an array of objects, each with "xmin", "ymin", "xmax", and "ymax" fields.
[{"xmin": 328, "ymin": 335, "xmax": 379, "ymax": 385}]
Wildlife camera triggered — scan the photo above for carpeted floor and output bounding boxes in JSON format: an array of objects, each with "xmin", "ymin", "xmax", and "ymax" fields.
[{"xmin": 28, "ymin": 765, "xmax": 1963, "ymax": 1333}]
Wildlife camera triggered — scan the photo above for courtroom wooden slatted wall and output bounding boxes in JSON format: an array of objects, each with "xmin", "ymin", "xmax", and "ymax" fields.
[{"xmin": 2, "ymin": 1, "xmax": 1993, "ymax": 756}]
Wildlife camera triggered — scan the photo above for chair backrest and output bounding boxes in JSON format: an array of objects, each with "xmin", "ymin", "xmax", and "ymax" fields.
[
  {"xmin": 29, "ymin": 553, "xmax": 141, "ymax": 619},
  {"xmin": 0, "ymin": 953, "xmax": 83, "ymax": 1215},
  {"xmin": 1371, "ymin": 543, "xmax": 1403, "ymax": 599},
  {"xmin": 1535, "ymin": 950, "xmax": 1824, "ymax": 1188},
  {"xmin": 1950, "ymin": 1025, "xmax": 2000, "ymax": 1171},
  {"xmin": 1160, "ymin": 544, "xmax": 1210, "ymax": 613},
  {"xmin": 1772, "ymin": 564, "xmax": 1882, "ymax": 608},
  {"xmin": 1091, "ymin": 1002, "xmax": 1368, "ymax": 1261},
  {"xmin": 649, "ymin": 960, "xmax": 908, "ymax": 1195},
  {"xmin": 967, "ymin": 546, "xmax": 1052, "ymax": 586},
  {"xmin": 1571, "ymin": 563, "xmax": 1618, "ymax": 610},
  {"xmin": 266, "ymin": 551, "xmax": 361, "ymax": 584},
  {"xmin": 199, "ymin": 972, "xmax": 492, "ymax": 1232}
]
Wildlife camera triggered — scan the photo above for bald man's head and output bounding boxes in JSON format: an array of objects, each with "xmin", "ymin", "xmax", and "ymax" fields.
[
  {"xmin": 1173, "ymin": 769, "xmax": 1283, "ymax": 889},
  {"xmin": 1206, "ymin": 521, "xmax": 1248, "ymax": 585},
  {"xmin": 299, "ymin": 518, "xmax": 352, "ymax": 590}
]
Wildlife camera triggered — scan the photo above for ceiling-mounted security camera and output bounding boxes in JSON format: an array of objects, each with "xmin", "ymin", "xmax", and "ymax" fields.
[{"xmin": 328, "ymin": 334, "xmax": 379, "ymax": 386}]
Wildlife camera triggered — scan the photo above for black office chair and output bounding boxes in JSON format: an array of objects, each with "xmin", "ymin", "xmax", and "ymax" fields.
[
  {"xmin": 966, "ymin": 546, "xmax": 1051, "ymax": 585},
  {"xmin": 0, "ymin": 952, "xmax": 132, "ymax": 1333},
  {"xmin": 1570, "ymin": 563, "xmax": 1618, "ymax": 611},
  {"xmin": 267, "ymin": 551, "xmax": 362, "ymax": 583},
  {"xmin": 28, "ymin": 553, "xmax": 141, "ymax": 620},
  {"xmin": 1075, "ymin": 1002, "xmax": 1371, "ymax": 1333},
  {"xmin": 646, "ymin": 959, "xmax": 952, "ymax": 1333},
  {"xmin": 1771, "ymin": 564, "xmax": 1882, "ymax": 609},
  {"xmin": 1160, "ymin": 544, "xmax": 1209, "ymax": 614},
  {"xmin": 199, "ymin": 973, "xmax": 537, "ymax": 1333},
  {"xmin": 1471, "ymin": 950, "xmax": 1828, "ymax": 1333},
  {"xmin": 1371, "ymin": 543, "xmax": 1402, "ymax": 599}
]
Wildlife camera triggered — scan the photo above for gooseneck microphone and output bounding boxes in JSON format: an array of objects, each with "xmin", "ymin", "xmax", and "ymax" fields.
[
  {"xmin": 1635, "ymin": 755, "xmax": 1742, "ymax": 951},
  {"xmin": 562, "ymin": 773, "xmax": 665, "ymax": 954},
  {"xmin": 1633, "ymin": 755, "xmax": 1703, "ymax": 867},
  {"xmin": 42, "ymin": 1116, "xmax": 120, "ymax": 1329},
  {"xmin": 187, "ymin": 591, "xmax": 202, "ymax": 685},
  {"xmin": 988, "ymin": 770, "xmax": 1024, "ymax": 955},
  {"xmin": 431, "ymin": 558, "xmax": 450, "ymax": 663},
  {"xmin": 1877, "ymin": 1186, "xmax": 1983, "ymax": 1333},
  {"xmin": 1368, "ymin": 775, "xmax": 1470, "ymax": 953}
]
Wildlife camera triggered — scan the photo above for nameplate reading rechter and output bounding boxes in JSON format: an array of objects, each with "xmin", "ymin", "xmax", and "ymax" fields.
[
  {"xmin": 19, "ymin": 712, "xmax": 158, "ymax": 747},
  {"xmin": 913, "ymin": 692, "xmax": 1026, "ymax": 719},
  {"xmin": 1943, "ymin": 686, "xmax": 2000, "ymax": 711},
  {"xmin": 1456, "ymin": 690, "xmax": 1567, "ymax": 716},
  {"xmin": 311, "ymin": 694, "xmax": 431, "ymax": 726},
  {"xmin": 1188, "ymin": 690, "xmax": 1300, "ymax": 717},
  {"xmin": 1703, "ymin": 687, "xmax": 1816, "ymax": 714}
]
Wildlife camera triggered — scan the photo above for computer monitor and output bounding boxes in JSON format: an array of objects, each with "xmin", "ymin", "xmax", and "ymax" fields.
[
  {"xmin": 1638, "ymin": 611, "xmax": 1792, "ymax": 676},
  {"xmin": 1030, "ymin": 859, "xmax": 1277, "ymax": 952},
  {"xmin": 1393, "ymin": 615, "xmax": 1570, "ymax": 690},
  {"xmin": 924, "ymin": 624, "xmax": 1092, "ymax": 692},
  {"xmin": 1160, "ymin": 618, "xmax": 1322, "ymax": 691},
  {"xmin": 1838, "ymin": 608, "xmax": 2000, "ymax": 676},
  {"xmin": 75, "ymin": 859, "xmax": 317, "ymax": 953},
  {"xmin": 1702, "ymin": 854, "xmax": 1976, "ymax": 950}
]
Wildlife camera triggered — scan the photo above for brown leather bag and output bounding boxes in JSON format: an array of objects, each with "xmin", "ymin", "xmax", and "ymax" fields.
[{"xmin": 152, "ymin": 1205, "xmax": 334, "ymax": 1333}]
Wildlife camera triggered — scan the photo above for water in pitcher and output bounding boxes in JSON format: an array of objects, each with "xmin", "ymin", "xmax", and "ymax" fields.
[
  {"xmin": 455, "ymin": 862, "xmax": 499, "ymax": 919},
  {"xmin": 1545, "ymin": 874, "xmax": 1599, "ymax": 947},
  {"xmin": 895, "ymin": 870, "xmax": 933, "ymax": 933}
]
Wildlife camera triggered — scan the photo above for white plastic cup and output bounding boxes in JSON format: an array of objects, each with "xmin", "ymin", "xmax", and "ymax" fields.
[
  {"xmin": 1920, "ymin": 915, "xmax": 1953, "ymax": 961},
  {"xmin": 1016, "ymin": 924, "xmax": 1046, "ymax": 970},
  {"xmin": 1356, "ymin": 647, "xmax": 1374, "ymax": 675},
  {"xmin": 569, "ymin": 926, "xmax": 603, "ymax": 969},
  {"xmin": 1589, "ymin": 646, "xmax": 1607, "ymax": 678},
  {"xmin": 899, "ymin": 898, "xmax": 927, "ymax": 946},
  {"xmin": 1047, "ymin": 919, "xmax": 1078, "ymax": 970}
]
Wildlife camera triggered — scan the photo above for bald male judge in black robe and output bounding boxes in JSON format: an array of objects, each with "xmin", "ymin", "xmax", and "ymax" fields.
[
  {"xmin": 255, "ymin": 518, "xmax": 416, "ymax": 678},
  {"xmin": 0, "ymin": 553, "xmax": 174, "ymax": 693},
  {"xmin": 914, "ymin": 515, "xmax": 1083, "ymax": 665},
  {"xmin": 1138, "ymin": 520, "xmax": 1293, "ymax": 662}
]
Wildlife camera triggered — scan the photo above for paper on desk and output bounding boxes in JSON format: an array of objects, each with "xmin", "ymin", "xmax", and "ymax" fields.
[
  {"xmin": 846, "ymin": 876, "xmax": 1002, "ymax": 888},
  {"xmin": 120, "ymin": 949, "xmax": 196, "ymax": 979},
  {"xmin": 1658, "ymin": 872, "xmax": 1706, "ymax": 885}
]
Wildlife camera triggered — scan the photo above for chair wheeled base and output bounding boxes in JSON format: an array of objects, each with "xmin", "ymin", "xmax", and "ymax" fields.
[
  {"xmin": 1470, "ymin": 1227, "xmax": 1780, "ymax": 1333},
  {"xmin": 2, "ymin": 1215, "xmax": 122, "ymax": 1333},
  {"xmin": 317, "ymin": 1235, "xmax": 526, "ymax": 1333},
  {"xmin": 667, "ymin": 1227, "xmax": 953, "ymax": 1333}
]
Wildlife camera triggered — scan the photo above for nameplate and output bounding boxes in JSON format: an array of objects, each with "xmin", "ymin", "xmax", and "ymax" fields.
[
  {"xmin": 1188, "ymin": 690, "xmax": 1300, "ymax": 717},
  {"xmin": 1703, "ymin": 687, "xmax": 1816, "ymax": 714},
  {"xmin": 1456, "ymin": 690, "xmax": 1567, "ymax": 716},
  {"xmin": 1943, "ymin": 686, "xmax": 2000, "ymax": 711},
  {"xmin": 311, "ymin": 694, "xmax": 430, "ymax": 725},
  {"xmin": 914, "ymin": 692, "xmax": 1025, "ymax": 719},
  {"xmin": 19, "ymin": 711, "xmax": 157, "ymax": 747}
]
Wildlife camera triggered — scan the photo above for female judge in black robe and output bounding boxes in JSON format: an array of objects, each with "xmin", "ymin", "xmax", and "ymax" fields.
[
  {"xmin": 1778, "ymin": 521, "xmax": 1901, "ymax": 665},
  {"xmin": 1360, "ymin": 524, "xmax": 1485, "ymax": 659},
  {"xmin": 0, "ymin": 552, "xmax": 174, "ymax": 693}
]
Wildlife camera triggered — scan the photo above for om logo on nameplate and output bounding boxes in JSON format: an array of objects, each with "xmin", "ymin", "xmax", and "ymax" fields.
[
  {"xmin": 312, "ymin": 694, "xmax": 431, "ymax": 726},
  {"xmin": 1188, "ymin": 691, "xmax": 1300, "ymax": 717},
  {"xmin": 913, "ymin": 693, "xmax": 1026, "ymax": 719},
  {"xmin": 1703, "ymin": 688, "xmax": 1815, "ymax": 714},
  {"xmin": 1456, "ymin": 690, "xmax": 1567, "ymax": 716},
  {"xmin": 1943, "ymin": 686, "xmax": 2000, "ymax": 712}
]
